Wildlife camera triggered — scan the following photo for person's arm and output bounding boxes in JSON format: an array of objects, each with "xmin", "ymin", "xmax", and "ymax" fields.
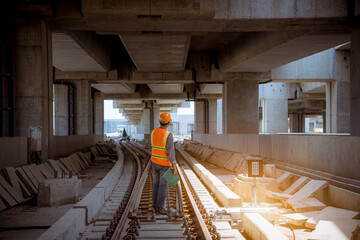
[{"xmin": 166, "ymin": 133, "xmax": 178, "ymax": 175}]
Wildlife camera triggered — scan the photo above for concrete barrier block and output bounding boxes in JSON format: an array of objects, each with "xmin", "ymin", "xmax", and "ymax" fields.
[
  {"xmin": 37, "ymin": 208, "xmax": 86, "ymax": 240},
  {"xmin": 74, "ymin": 187, "xmax": 105, "ymax": 224},
  {"xmin": 37, "ymin": 177, "xmax": 82, "ymax": 207}
]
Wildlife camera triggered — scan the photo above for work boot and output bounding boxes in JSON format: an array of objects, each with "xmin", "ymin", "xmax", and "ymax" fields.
[{"xmin": 156, "ymin": 208, "xmax": 167, "ymax": 215}]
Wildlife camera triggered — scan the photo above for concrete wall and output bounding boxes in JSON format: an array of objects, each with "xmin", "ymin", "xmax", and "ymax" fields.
[
  {"xmin": 50, "ymin": 135, "xmax": 103, "ymax": 158},
  {"xmin": 193, "ymin": 133, "xmax": 360, "ymax": 181},
  {"xmin": 0, "ymin": 137, "xmax": 28, "ymax": 169}
]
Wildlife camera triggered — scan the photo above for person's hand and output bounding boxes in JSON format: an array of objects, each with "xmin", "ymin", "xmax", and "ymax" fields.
[{"xmin": 172, "ymin": 164, "xmax": 178, "ymax": 175}]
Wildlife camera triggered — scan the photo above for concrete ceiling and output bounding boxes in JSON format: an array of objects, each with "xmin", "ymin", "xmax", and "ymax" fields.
[
  {"xmin": 119, "ymin": 34, "xmax": 191, "ymax": 72},
  {"xmin": 147, "ymin": 84, "xmax": 184, "ymax": 94},
  {"xmin": 52, "ymin": 33, "xmax": 110, "ymax": 72},
  {"xmin": 91, "ymin": 84, "xmax": 136, "ymax": 94}
]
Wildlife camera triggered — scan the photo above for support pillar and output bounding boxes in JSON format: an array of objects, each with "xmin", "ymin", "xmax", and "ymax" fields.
[
  {"xmin": 194, "ymin": 101, "xmax": 206, "ymax": 133},
  {"xmin": 331, "ymin": 50, "xmax": 350, "ymax": 133},
  {"xmin": 259, "ymin": 83, "xmax": 288, "ymax": 133},
  {"xmin": 350, "ymin": 30, "xmax": 360, "ymax": 135},
  {"xmin": 208, "ymin": 99, "xmax": 217, "ymax": 134},
  {"xmin": 13, "ymin": 18, "xmax": 53, "ymax": 162},
  {"xmin": 94, "ymin": 92, "xmax": 104, "ymax": 136},
  {"xmin": 53, "ymin": 84, "xmax": 68, "ymax": 136},
  {"xmin": 223, "ymin": 80, "xmax": 259, "ymax": 134},
  {"xmin": 153, "ymin": 105, "xmax": 160, "ymax": 129},
  {"xmin": 73, "ymin": 80, "xmax": 91, "ymax": 135}
]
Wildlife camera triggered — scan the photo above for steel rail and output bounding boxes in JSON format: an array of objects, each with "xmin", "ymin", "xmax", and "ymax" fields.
[
  {"xmin": 128, "ymin": 142, "xmax": 184, "ymax": 216},
  {"xmin": 111, "ymin": 142, "xmax": 151, "ymax": 240},
  {"xmin": 176, "ymin": 160, "xmax": 213, "ymax": 240}
]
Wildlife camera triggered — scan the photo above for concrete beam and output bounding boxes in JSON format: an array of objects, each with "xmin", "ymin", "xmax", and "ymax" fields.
[
  {"xmin": 82, "ymin": 0, "xmax": 215, "ymax": 20},
  {"xmin": 119, "ymin": 34, "xmax": 191, "ymax": 72},
  {"xmin": 288, "ymin": 100, "xmax": 325, "ymax": 110},
  {"xmin": 130, "ymin": 70, "xmax": 194, "ymax": 84},
  {"xmin": 113, "ymin": 103, "xmax": 144, "ymax": 109},
  {"xmin": 211, "ymin": 67, "xmax": 271, "ymax": 81},
  {"xmin": 147, "ymin": 84, "xmax": 184, "ymax": 94},
  {"xmin": 91, "ymin": 83, "xmax": 136, "ymax": 94},
  {"xmin": 104, "ymin": 91, "xmax": 221, "ymax": 100},
  {"xmin": 272, "ymin": 48, "xmax": 338, "ymax": 82},
  {"xmin": 55, "ymin": 68, "xmax": 117, "ymax": 80},
  {"xmin": 121, "ymin": 110, "xmax": 143, "ymax": 115},
  {"xmin": 52, "ymin": 31, "xmax": 111, "ymax": 72},
  {"xmin": 215, "ymin": 0, "xmax": 347, "ymax": 19},
  {"xmin": 219, "ymin": 31, "xmax": 349, "ymax": 72}
]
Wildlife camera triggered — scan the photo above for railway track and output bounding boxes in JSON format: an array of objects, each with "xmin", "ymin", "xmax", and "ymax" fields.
[{"xmin": 80, "ymin": 141, "xmax": 225, "ymax": 240}]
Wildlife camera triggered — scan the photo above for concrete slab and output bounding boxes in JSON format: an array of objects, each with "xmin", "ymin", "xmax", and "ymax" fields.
[
  {"xmin": 282, "ymin": 211, "xmax": 321, "ymax": 227},
  {"xmin": 22, "ymin": 165, "xmax": 39, "ymax": 190},
  {"xmin": 48, "ymin": 160, "xmax": 64, "ymax": 176},
  {"xmin": 305, "ymin": 206, "xmax": 359, "ymax": 229},
  {"xmin": 37, "ymin": 208, "xmax": 86, "ymax": 240},
  {"xmin": 308, "ymin": 219, "xmax": 360, "ymax": 240},
  {"xmin": 243, "ymin": 213, "xmax": 288, "ymax": 240},
  {"xmin": 286, "ymin": 198, "xmax": 326, "ymax": 213},
  {"xmin": 28, "ymin": 164, "xmax": 45, "ymax": 183},
  {"xmin": 0, "ymin": 175, "xmax": 23, "ymax": 203},
  {"xmin": 0, "ymin": 184, "xmax": 17, "ymax": 207},
  {"xmin": 37, "ymin": 164, "xmax": 53, "ymax": 179},
  {"xmin": 16, "ymin": 167, "xmax": 37, "ymax": 194},
  {"xmin": 2, "ymin": 167, "xmax": 27, "ymax": 197}
]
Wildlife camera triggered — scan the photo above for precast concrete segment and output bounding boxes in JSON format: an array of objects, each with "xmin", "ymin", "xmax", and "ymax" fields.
[
  {"xmin": 37, "ymin": 208, "xmax": 86, "ymax": 240},
  {"xmin": 79, "ymin": 159, "xmax": 134, "ymax": 239},
  {"xmin": 75, "ymin": 146, "xmax": 125, "ymax": 224},
  {"xmin": 177, "ymin": 147, "xmax": 242, "ymax": 207},
  {"xmin": 176, "ymin": 151, "xmax": 245, "ymax": 240},
  {"xmin": 243, "ymin": 213, "xmax": 288, "ymax": 240}
]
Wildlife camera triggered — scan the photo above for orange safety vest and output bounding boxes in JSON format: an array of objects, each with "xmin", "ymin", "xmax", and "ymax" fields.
[{"xmin": 151, "ymin": 128, "xmax": 172, "ymax": 167}]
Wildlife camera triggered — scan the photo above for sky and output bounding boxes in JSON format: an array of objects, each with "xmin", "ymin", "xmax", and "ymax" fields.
[
  {"xmin": 104, "ymin": 100, "xmax": 194, "ymax": 120},
  {"xmin": 104, "ymin": 100, "xmax": 124, "ymax": 120}
]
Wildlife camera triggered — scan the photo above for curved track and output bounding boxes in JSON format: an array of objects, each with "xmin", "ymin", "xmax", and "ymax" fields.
[{"xmin": 94, "ymin": 141, "xmax": 220, "ymax": 240}]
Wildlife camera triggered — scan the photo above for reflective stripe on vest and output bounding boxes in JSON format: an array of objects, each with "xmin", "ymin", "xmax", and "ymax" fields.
[{"xmin": 151, "ymin": 128, "xmax": 172, "ymax": 167}]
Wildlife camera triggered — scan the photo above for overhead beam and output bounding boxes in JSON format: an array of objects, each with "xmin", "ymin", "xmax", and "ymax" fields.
[
  {"xmin": 219, "ymin": 31, "xmax": 349, "ymax": 72},
  {"xmin": 104, "ymin": 91, "xmax": 221, "ymax": 100},
  {"xmin": 119, "ymin": 34, "xmax": 191, "ymax": 72},
  {"xmin": 52, "ymin": 31, "xmax": 111, "ymax": 72}
]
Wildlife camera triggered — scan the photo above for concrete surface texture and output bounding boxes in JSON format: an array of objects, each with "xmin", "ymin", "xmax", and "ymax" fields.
[
  {"xmin": 0, "ymin": 157, "xmax": 115, "ymax": 240},
  {"xmin": 223, "ymin": 80, "xmax": 259, "ymax": 134},
  {"xmin": 194, "ymin": 133, "xmax": 360, "ymax": 181},
  {"xmin": 37, "ymin": 177, "xmax": 82, "ymax": 207}
]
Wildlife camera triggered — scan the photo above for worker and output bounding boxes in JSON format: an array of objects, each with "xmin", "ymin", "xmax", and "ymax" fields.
[{"xmin": 151, "ymin": 112, "xmax": 178, "ymax": 215}]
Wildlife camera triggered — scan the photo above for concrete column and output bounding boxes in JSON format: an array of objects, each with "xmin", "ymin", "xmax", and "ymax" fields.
[
  {"xmin": 94, "ymin": 92, "xmax": 104, "ymax": 136},
  {"xmin": 328, "ymin": 50, "xmax": 351, "ymax": 133},
  {"xmin": 13, "ymin": 18, "xmax": 53, "ymax": 161},
  {"xmin": 325, "ymin": 82, "xmax": 332, "ymax": 133},
  {"xmin": 289, "ymin": 113, "xmax": 300, "ymax": 133},
  {"xmin": 141, "ymin": 108, "xmax": 151, "ymax": 134},
  {"xmin": 223, "ymin": 80, "xmax": 259, "ymax": 134},
  {"xmin": 153, "ymin": 106, "xmax": 160, "ymax": 129},
  {"xmin": 73, "ymin": 80, "xmax": 91, "ymax": 135},
  {"xmin": 194, "ymin": 101, "xmax": 206, "ymax": 133},
  {"xmin": 54, "ymin": 84, "xmax": 68, "ymax": 136},
  {"xmin": 350, "ymin": 30, "xmax": 360, "ymax": 135},
  {"xmin": 259, "ymin": 83, "xmax": 288, "ymax": 133},
  {"xmin": 208, "ymin": 99, "xmax": 217, "ymax": 134}
]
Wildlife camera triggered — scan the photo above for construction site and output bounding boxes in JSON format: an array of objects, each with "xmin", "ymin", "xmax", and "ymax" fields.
[{"xmin": 0, "ymin": 1, "xmax": 360, "ymax": 239}]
